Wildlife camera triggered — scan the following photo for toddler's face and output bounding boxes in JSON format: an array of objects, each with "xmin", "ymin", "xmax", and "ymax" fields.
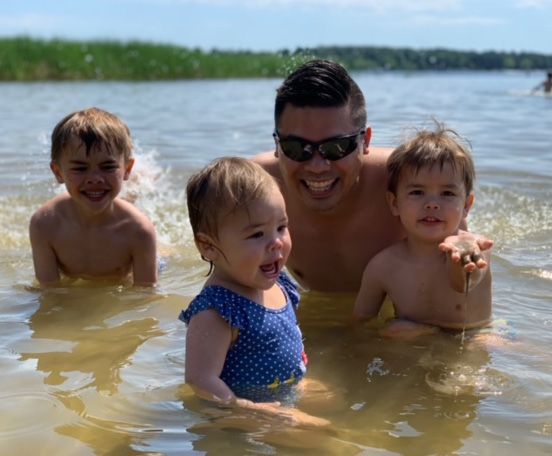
[
  {"xmin": 387, "ymin": 162, "xmax": 472, "ymax": 242},
  {"xmin": 208, "ymin": 187, "xmax": 292, "ymax": 294}
]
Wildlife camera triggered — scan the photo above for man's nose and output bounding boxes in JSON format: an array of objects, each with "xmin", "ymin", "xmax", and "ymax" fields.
[{"xmin": 304, "ymin": 147, "xmax": 331, "ymax": 172}]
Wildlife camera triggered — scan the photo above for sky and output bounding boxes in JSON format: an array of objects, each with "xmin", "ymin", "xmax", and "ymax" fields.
[{"xmin": 1, "ymin": 0, "xmax": 551, "ymax": 54}]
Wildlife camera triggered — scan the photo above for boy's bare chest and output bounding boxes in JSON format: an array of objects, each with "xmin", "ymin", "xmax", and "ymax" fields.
[
  {"xmin": 387, "ymin": 263, "xmax": 473, "ymax": 326},
  {"xmin": 51, "ymin": 225, "xmax": 132, "ymax": 277}
]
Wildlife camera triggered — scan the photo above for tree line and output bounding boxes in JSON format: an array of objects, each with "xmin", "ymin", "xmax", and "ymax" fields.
[{"xmin": 1, "ymin": 37, "xmax": 550, "ymax": 81}]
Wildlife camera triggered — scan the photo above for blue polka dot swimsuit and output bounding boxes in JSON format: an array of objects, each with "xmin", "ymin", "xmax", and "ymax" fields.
[{"xmin": 179, "ymin": 273, "xmax": 307, "ymax": 403}]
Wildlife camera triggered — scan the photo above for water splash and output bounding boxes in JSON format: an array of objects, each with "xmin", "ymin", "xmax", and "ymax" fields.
[{"xmin": 366, "ymin": 357, "xmax": 389, "ymax": 382}]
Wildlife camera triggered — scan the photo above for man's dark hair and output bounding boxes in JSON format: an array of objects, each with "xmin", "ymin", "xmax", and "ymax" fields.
[{"xmin": 275, "ymin": 59, "xmax": 366, "ymax": 130}]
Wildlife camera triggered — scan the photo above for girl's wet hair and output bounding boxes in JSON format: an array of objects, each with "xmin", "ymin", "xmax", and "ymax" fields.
[
  {"xmin": 51, "ymin": 107, "xmax": 133, "ymax": 163},
  {"xmin": 186, "ymin": 157, "xmax": 279, "ymax": 240},
  {"xmin": 387, "ymin": 121, "xmax": 476, "ymax": 195}
]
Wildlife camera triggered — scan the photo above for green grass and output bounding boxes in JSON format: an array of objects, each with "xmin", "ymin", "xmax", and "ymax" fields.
[
  {"xmin": 1, "ymin": 37, "xmax": 551, "ymax": 81},
  {"xmin": 0, "ymin": 37, "xmax": 311, "ymax": 81}
]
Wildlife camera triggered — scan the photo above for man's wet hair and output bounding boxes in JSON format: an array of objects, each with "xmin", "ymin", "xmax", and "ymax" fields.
[{"xmin": 275, "ymin": 59, "xmax": 367, "ymax": 131}]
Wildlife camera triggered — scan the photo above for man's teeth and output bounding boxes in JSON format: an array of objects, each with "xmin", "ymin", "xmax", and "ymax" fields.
[{"xmin": 305, "ymin": 179, "xmax": 333, "ymax": 192}]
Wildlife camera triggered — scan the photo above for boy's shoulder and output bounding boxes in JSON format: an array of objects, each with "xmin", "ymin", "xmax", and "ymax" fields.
[
  {"xmin": 362, "ymin": 240, "xmax": 409, "ymax": 278},
  {"xmin": 30, "ymin": 193, "xmax": 72, "ymax": 227},
  {"xmin": 372, "ymin": 239, "xmax": 408, "ymax": 263},
  {"xmin": 112, "ymin": 198, "xmax": 155, "ymax": 232}
]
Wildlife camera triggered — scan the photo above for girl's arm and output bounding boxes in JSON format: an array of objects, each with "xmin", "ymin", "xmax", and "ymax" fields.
[
  {"xmin": 185, "ymin": 309, "xmax": 236, "ymax": 403},
  {"xmin": 185, "ymin": 309, "xmax": 329, "ymax": 427}
]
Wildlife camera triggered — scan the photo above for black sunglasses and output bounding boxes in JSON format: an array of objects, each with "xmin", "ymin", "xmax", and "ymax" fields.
[{"xmin": 273, "ymin": 130, "xmax": 365, "ymax": 162}]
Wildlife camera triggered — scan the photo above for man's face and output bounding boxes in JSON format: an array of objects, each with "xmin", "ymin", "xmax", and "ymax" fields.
[{"xmin": 275, "ymin": 104, "xmax": 368, "ymax": 213}]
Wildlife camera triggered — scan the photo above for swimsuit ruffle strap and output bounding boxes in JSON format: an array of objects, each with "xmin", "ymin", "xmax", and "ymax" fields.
[{"xmin": 179, "ymin": 286, "xmax": 248, "ymax": 330}]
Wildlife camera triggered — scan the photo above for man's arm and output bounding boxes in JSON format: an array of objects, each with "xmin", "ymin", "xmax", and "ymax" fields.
[
  {"xmin": 29, "ymin": 212, "xmax": 61, "ymax": 287},
  {"xmin": 131, "ymin": 218, "xmax": 158, "ymax": 287}
]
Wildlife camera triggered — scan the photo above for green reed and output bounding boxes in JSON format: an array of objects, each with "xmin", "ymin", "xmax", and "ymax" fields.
[
  {"xmin": 2, "ymin": 37, "xmax": 551, "ymax": 81},
  {"xmin": 0, "ymin": 37, "xmax": 311, "ymax": 81}
]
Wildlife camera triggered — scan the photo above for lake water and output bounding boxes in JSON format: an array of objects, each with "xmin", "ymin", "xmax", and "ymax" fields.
[{"xmin": 0, "ymin": 71, "xmax": 550, "ymax": 455}]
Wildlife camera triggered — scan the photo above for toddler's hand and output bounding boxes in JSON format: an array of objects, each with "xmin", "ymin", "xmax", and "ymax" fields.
[{"xmin": 439, "ymin": 232, "xmax": 493, "ymax": 272}]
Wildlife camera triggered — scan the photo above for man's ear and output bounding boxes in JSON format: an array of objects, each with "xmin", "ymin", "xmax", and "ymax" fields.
[
  {"xmin": 386, "ymin": 191, "xmax": 400, "ymax": 216},
  {"xmin": 50, "ymin": 161, "xmax": 64, "ymax": 184},
  {"xmin": 464, "ymin": 193, "xmax": 475, "ymax": 216},
  {"xmin": 362, "ymin": 127, "xmax": 372, "ymax": 155},
  {"xmin": 123, "ymin": 158, "xmax": 135, "ymax": 180},
  {"xmin": 195, "ymin": 232, "xmax": 219, "ymax": 261}
]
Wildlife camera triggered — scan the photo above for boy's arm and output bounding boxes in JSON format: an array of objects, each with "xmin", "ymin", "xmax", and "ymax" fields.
[
  {"xmin": 353, "ymin": 259, "xmax": 387, "ymax": 322},
  {"xmin": 131, "ymin": 219, "xmax": 158, "ymax": 287},
  {"xmin": 439, "ymin": 235, "xmax": 493, "ymax": 292},
  {"xmin": 29, "ymin": 212, "xmax": 61, "ymax": 287}
]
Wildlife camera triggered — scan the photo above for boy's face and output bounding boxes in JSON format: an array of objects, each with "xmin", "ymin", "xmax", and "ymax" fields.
[
  {"xmin": 387, "ymin": 162, "xmax": 473, "ymax": 243},
  {"xmin": 197, "ymin": 187, "xmax": 292, "ymax": 295},
  {"xmin": 50, "ymin": 140, "xmax": 134, "ymax": 215}
]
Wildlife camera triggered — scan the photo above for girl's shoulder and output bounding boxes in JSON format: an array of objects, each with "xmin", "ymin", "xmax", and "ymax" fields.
[{"xmin": 277, "ymin": 271, "xmax": 300, "ymax": 309}]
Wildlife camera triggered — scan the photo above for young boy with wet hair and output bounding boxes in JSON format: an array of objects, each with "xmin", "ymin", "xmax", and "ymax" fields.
[
  {"xmin": 354, "ymin": 123, "xmax": 493, "ymax": 337},
  {"xmin": 30, "ymin": 107, "xmax": 157, "ymax": 287}
]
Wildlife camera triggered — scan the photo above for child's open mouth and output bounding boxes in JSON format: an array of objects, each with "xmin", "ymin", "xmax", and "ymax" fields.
[
  {"xmin": 260, "ymin": 261, "xmax": 280, "ymax": 278},
  {"xmin": 83, "ymin": 190, "xmax": 109, "ymax": 201}
]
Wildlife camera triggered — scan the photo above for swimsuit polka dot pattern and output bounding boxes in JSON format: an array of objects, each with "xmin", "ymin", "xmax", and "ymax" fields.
[{"xmin": 180, "ymin": 273, "xmax": 306, "ymax": 402}]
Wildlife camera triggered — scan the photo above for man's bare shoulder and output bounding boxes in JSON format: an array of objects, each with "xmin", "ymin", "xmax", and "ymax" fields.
[
  {"xmin": 251, "ymin": 151, "xmax": 280, "ymax": 178},
  {"xmin": 364, "ymin": 145, "xmax": 393, "ymax": 167}
]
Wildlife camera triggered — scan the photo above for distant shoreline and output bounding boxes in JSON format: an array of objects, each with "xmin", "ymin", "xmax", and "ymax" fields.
[{"xmin": 1, "ymin": 37, "xmax": 551, "ymax": 81}]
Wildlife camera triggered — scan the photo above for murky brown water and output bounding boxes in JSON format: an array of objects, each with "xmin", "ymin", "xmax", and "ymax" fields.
[{"xmin": 0, "ymin": 73, "xmax": 551, "ymax": 454}]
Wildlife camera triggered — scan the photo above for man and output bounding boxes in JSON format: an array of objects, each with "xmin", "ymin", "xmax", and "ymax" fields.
[{"xmin": 254, "ymin": 60, "xmax": 489, "ymax": 293}]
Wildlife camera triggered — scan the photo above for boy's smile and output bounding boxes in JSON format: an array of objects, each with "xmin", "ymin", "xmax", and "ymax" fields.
[
  {"xmin": 51, "ymin": 142, "xmax": 133, "ymax": 216},
  {"xmin": 388, "ymin": 163, "xmax": 473, "ymax": 243}
]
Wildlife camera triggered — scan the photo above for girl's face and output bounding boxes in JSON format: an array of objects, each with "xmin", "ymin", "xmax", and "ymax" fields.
[
  {"xmin": 387, "ymin": 162, "xmax": 473, "ymax": 243},
  {"xmin": 201, "ymin": 187, "xmax": 292, "ymax": 298}
]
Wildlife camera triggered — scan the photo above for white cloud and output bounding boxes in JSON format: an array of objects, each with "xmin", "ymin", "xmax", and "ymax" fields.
[
  {"xmin": 0, "ymin": 13, "xmax": 63, "ymax": 33},
  {"xmin": 411, "ymin": 14, "xmax": 507, "ymax": 27},
  {"xmin": 133, "ymin": 0, "xmax": 462, "ymax": 12},
  {"xmin": 514, "ymin": 0, "xmax": 552, "ymax": 8}
]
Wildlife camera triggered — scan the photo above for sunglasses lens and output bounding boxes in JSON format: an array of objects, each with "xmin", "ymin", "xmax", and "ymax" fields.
[
  {"xmin": 279, "ymin": 140, "xmax": 311, "ymax": 162},
  {"xmin": 319, "ymin": 137, "xmax": 358, "ymax": 160}
]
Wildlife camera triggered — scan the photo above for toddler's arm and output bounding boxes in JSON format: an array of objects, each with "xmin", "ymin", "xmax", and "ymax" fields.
[
  {"xmin": 185, "ymin": 309, "xmax": 236, "ymax": 403},
  {"xmin": 439, "ymin": 233, "xmax": 493, "ymax": 293},
  {"xmin": 353, "ymin": 259, "xmax": 387, "ymax": 322},
  {"xmin": 185, "ymin": 309, "xmax": 329, "ymax": 427}
]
